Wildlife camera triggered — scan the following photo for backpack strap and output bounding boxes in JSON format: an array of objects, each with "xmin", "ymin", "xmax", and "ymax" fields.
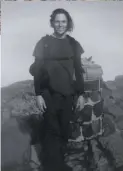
[
  {"xmin": 29, "ymin": 35, "xmax": 49, "ymax": 76},
  {"xmin": 67, "ymin": 35, "xmax": 85, "ymax": 95},
  {"xmin": 67, "ymin": 35, "xmax": 85, "ymax": 73}
]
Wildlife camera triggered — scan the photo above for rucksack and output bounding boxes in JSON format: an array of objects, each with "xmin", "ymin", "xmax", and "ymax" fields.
[
  {"xmin": 81, "ymin": 57, "xmax": 103, "ymax": 93},
  {"xmin": 66, "ymin": 37, "xmax": 103, "ymax": 93},
  {"xmin": 81, "ymin": 56, "xmax": 103, "ymax": 81}
]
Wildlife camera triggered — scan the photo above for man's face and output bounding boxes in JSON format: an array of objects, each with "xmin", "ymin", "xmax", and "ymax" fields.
[{"xmin": 52, "ymin": 13, "xmax": 68, "ymax": 36}]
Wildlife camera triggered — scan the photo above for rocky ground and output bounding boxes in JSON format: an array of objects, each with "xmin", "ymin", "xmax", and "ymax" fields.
[{"xmin": 1, "ymin": 76, "xmax": 123, "ymax": 171}]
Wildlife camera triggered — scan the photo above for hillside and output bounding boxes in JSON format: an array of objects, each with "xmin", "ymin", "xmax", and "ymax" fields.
[
  {"xmin": 1, "ymin": 76, "xmax": 123, "ymax": 171},
  {"xmin": 1, "ymin": 76, "xmax": 123, "ymax": 124}
]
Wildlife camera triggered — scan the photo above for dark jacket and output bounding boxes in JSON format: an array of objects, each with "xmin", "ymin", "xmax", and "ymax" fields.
[{"xmin": 29, "ymin": 35, "xmax": 85, "ymax": 96}]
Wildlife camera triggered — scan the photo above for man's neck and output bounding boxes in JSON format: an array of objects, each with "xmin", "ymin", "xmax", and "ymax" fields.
[{"xmin": 53, "ymin": 32, "xmax": 67, "ymax": 39}]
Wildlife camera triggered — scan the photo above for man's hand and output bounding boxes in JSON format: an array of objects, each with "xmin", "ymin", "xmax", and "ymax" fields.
[
  {"xmin": 76, "ymin": 95, "xmax": 85, "ymax": 111},
  {"xmin": 36, "ymin": 95, "xmax": 47, "ymax": 114}
]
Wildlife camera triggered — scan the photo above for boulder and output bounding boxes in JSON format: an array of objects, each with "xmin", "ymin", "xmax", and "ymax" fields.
[{"xmin": 1, "ymin": 118, "xmax": 31, "ymax": 171}]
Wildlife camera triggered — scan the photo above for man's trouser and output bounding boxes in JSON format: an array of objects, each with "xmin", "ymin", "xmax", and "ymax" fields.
[{"xmin": 41, "ymin": 89, "xmax": 73, "ymax": 171}]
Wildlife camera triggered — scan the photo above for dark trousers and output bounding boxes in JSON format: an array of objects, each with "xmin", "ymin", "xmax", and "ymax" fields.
[{"xmin": 41, "ymin": 89, "xmax": 73, "ymax": 171}]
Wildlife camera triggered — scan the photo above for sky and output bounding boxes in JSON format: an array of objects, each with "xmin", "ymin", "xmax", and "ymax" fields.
[{"xmin": 1, "ymin": 1, "xmax": 123, "ymax": 87}]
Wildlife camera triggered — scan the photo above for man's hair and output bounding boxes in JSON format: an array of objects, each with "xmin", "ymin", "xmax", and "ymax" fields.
[{"xmin": 50, "ymin": 8, "xmax": 74, "ymax": 32}]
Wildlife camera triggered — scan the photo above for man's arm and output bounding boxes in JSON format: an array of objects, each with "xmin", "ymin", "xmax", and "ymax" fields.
[
  {"xmin": 29, "ymin": 38, "xmax": 48, "ymax": 113},
  {"xmin": 73, "ymin": 40, "xmax": 85, "ymax": 96},
  {"xmin": 29, "ymin": 37, "xmax": 49, "ymax": 95}
]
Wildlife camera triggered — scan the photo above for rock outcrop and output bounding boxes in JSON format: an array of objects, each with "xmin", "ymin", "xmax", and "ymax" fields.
[{"xmin": 1, "ymin": 76, "xmax": 123, "ymax": 171}]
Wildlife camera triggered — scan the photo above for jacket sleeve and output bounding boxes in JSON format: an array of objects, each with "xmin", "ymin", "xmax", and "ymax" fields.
[
  {"xmin": 31, "ymin": 38, "xmax": 49, "ymax": 96},
  {"xmin": 73, "ymin": 40, "xmax": 85, "ymax": 95}
]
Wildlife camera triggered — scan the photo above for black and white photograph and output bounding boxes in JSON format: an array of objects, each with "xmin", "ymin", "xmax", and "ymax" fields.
[{"xmin": 1, "ymin": 1, "xmax": 123, "ymax": 171}]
